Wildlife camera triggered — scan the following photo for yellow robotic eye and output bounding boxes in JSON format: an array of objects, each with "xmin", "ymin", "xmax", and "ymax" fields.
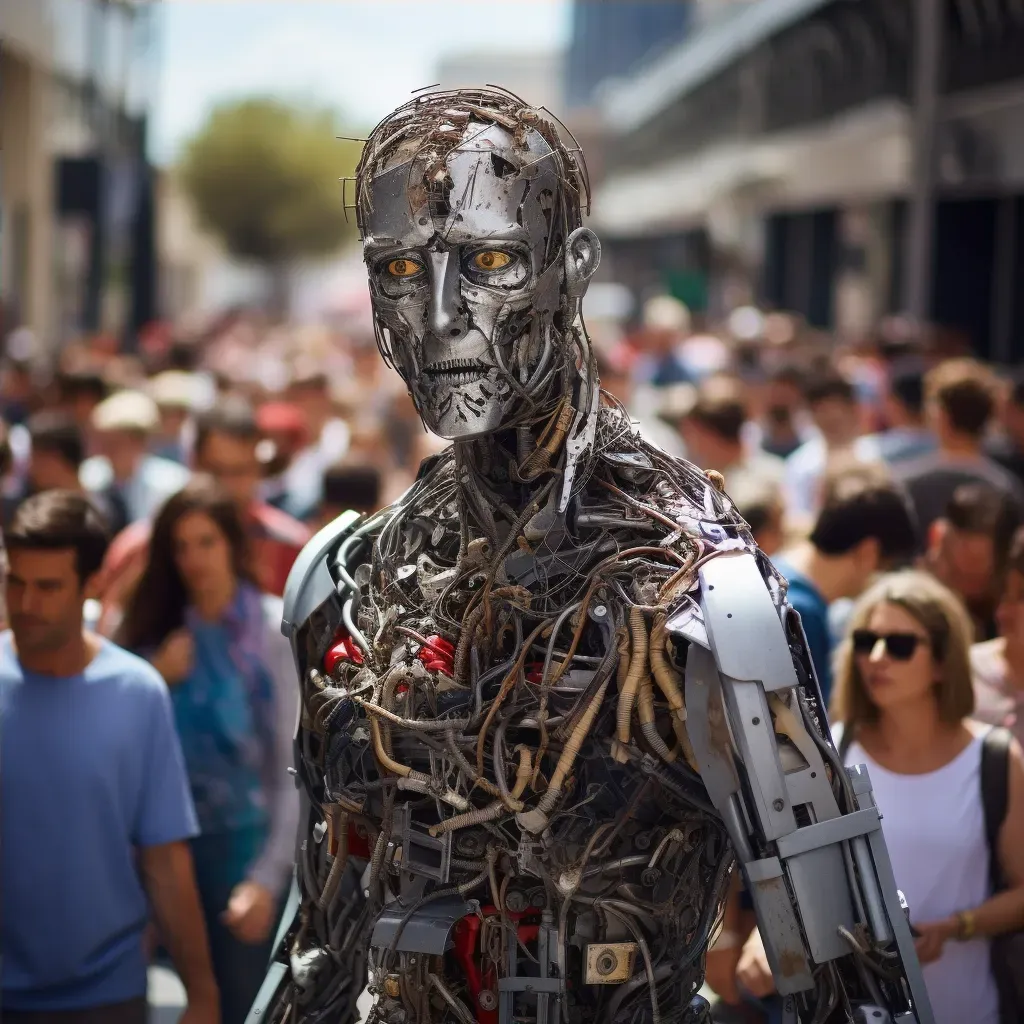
[
  {"xmin": 471, "ymin": 251, "xmax": 513, "ymax": 271},
  {"xmin": 387, "ymin": 258, "xmax": 423, "ymax": 278}
]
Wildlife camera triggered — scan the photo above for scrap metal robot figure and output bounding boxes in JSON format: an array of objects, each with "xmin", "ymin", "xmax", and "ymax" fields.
[{"xmin": 249, "ymin": 87, "xmax": 934, "ymax": 1024}]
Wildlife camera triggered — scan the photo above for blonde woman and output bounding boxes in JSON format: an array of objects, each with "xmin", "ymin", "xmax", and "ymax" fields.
[{"xmin": 832, "ymin": 571, "xmax": 1024, "ymax": 1024}]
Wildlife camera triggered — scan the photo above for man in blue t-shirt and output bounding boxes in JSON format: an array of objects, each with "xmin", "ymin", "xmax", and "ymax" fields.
[
  {"xmin": 0, "ymin": 491, "xmax": 218, "ymax": 1023},
  {"xmin": 773, "ymin": 463, "xmax": 919, "ymax": 708}
]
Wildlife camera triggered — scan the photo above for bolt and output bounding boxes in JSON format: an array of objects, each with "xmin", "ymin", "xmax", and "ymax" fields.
[
  {"xmin": 593, "ymin": 604, "xmax": 608, "ymax": 618},
  {"xmin": 478, "ymin": 990, "xmax": 498, "ymax": 1011},
  {"xmin": 751, "ymin": 716, "xmax": 760, "ymax": 726},
  {"xmin": 641, "ymin": 867, "xmax": 661, "ymax": 888},
  {"xmin": 773, "ymin": 799, "xmax": 785, "ymax": 811},
  {"xmin": 596, "ymin": 951, "xmax": 618, "ymax": 976}
]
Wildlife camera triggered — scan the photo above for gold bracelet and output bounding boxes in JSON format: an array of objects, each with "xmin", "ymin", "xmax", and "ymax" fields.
[{"xmin": 955, "ymin": 909, "xmax": 976, "ymax": 941}]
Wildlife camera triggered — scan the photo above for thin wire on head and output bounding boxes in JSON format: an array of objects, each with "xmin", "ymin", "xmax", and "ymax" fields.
[{"xmin": 353, "ymin": 85, "xmax": 591, "ymax": 245}]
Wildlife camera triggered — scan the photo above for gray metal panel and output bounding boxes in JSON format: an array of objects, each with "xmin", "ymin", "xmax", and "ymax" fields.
[
  {"xmin": 664, "ymin": 600, "xmax": 710, "ymax": 648},
  {"xmin": 786, "ymin": 845, "xmax": 857, "ymax": 963},
  {"xmin": 281, "ymin": 510, "xmax": 362, "ymax": 637},
  {"xmin": 683, "ymin": 644, "xmax": 741, "ymax": 811},
  {"xmin": 369, "ymin": 896, "xmax": 474, "ymax": 954},
  {"xmin": 720, "ymin": 679, "xmax": 796, "ymax": 841},
  {"xmin": 776, "ymin": 807, "xmax": 881, "ymax": 861},
  {"xmin": 866, "ymin": 823, "xmax": 936, "ymax": 1023},
  {"xmin": 743, "ymin": 857, "xmax": 815, "ymax": 995},
  {"xmin": 699, "ymin": 553, "xmax": 798, "ymax": 691}
]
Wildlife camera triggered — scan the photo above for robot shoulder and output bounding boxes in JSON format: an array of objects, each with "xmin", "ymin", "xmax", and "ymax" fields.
[{"xmin": 281, "ymin": 509, "xmax": 365, "ymax": 641}]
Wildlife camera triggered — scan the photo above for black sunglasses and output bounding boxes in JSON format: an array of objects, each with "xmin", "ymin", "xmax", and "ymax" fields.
[{"xmin": 851, "ymin": 630, "xmax": 929, "ymax": 661}]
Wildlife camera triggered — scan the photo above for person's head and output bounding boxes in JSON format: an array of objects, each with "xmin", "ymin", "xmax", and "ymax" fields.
[
  {"xmin": 119, "ymin": 475, "xmax": 255, "ymax": 651},
  {"xmin": 321, "ymin": 462, "xmax": 382, "ymax": 524},
  {"xmin": 27, "ymin": 411, "xmax": 85, "ymax": 492},
  {"xmin": 257, "ymin": 402, "xmax": 309, "ymax": 464},
  {"xmin": 356, "ymin": 86, "xmax": 599, "ymax": 441},
  {"xmin": 1001, "ymin": 373, "xmax": 1024, "ymax": 449},
  {"xmin": 832, "ymin": 570, "xmax": 974, "ymax": 730},
  {"xmin": 763, "ymin": 365, "xmax": 805, "ymax": 435},
  {"xmin": 803, "ymin": 371, "xmax": 859, "ymax": 446},
  {"xmin": 808, "ymin": 462, "xmax": 919, "ymax": 599},
  {"xmin": 884, "ymin": 363, "xmax": 926, "ymax": 429},
  {"xmin": 640, "ymin": 295, "xmax": 692, "ymax": 356},
  {"xmin": 729, "ymin": 477, "xmax": 784, "ymax": 556},
  {"xmin": 56, "ymin": 370, "xmax": 108, "ymax": 427},
  {"xmin": 148, "ymin": 370, "xmax": 195, "ymax": 442},
  {"xmin": 90, "ymin": 390, "xmax": 159, "ymax": 481},
  {"xmin": 925, "ymin": 358, "xmax": 998, "ymax": 446},
  {"xmin": 996, "ymin": 526, "xmax": 1024, "ymax": 644},
  {"xmin": 928, "ymin": 482, "xmax": 1020, "ymax": 610},
  {"xmin": 679, "ymin": 375, "xmax": 748, "ymax": 470},
  {"xmin": 193, "ymin": 395, "xmax": 261, "ymax": 506},
  {"xmin": 5, "ymin": 491, "xmax": 109, "ymax": 653}
]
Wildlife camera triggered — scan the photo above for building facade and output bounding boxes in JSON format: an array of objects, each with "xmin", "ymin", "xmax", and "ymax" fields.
[
  {"xmin": 1, "ymin": 0, "xmax": 159, "ymax": 352},
  {"xmin": 592, "ymin": 0, "xmax": 1024, "ymax": 359}
]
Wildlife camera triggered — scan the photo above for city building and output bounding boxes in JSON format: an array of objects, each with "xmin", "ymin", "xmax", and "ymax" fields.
[
  {"xmin": 1, "ymin": 0, "xmax": 159, "ymax": 352},
  {"xmin": 592, "ymin": 0, "xmax": 1024, "ymax": 359}
]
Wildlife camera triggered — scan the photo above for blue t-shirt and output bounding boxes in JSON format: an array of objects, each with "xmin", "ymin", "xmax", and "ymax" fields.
[
  {"xmin": 0, "ymin": 634, "xmax": 198, "ymax": 1011},
  {"xmin": 773, "ymin": 557, "xmax": 833, "ymax": 708}
]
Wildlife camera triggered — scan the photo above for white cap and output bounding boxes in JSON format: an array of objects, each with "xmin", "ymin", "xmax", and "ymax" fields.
[
  {"xmin": 92, "ymin": 390, "xmax": 159, "ymax": 434},
  {"xmin": 642, "ymin": 295, "xmax": 691, "ymax": 334},
  {"xmin": 148, "ymin": 370, "xmax": 197, "ymax": 410}
]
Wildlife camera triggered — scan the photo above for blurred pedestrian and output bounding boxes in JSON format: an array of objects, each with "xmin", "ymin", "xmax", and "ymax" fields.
[
  {"xmin": 118, "ymin": 477, "xmax": 298, "ymax": 1024},
  {"xmin": 973, "ymin": 526, "xmax": 1024, "ymax": 746},
  {"xmin": 925, "ymin": 483, "xmax": 1020, "ymax": 641},
  {"xmin": 831, "ymin": 571, "xmax": 1024, "ymax": 1024},
  {"xmin": 149, "ymin": 369, "xmax": 199, "ymax": 465},
  {"xmin": 782, "ymin": 371, "xmax": 881, "ymax": 527},
  {"xmin": 95, "ymin": 396, "xmax": 310, "ymax": 635},
  {"xmin": 773, "ymin": 463, "xmax": 919, "ymax": 704},
  {"xmin": 257, "ymin": 401, "xmax": 317, "ymax": 520},
  {"xmin": 0, "ymin": 491, "xmax": 218, "ymax": 1024},
  {"xmin": 896, "ymin": 359, "xmax": 1024, "ymax": 534},
  {"xmin": 55, "ymin": 369, "xmax": 108, "ymax": 437},
  {"xmin": 752, "ymin": 363, "xmax": 813, "ymax": 460},
  {"xmin": 988, "ymin": 371, "xmax": 1024, "ymax": 485},
  {"xmin": 677, "ymin": 374, "xmax": 784, "ymax": 501},
  {"xmin": 868, "ymin": 361, "xmax": 936, "ymax": 466},
  {"xmin": 80, "ymin": 390, "xmax": 191, "ymax": 534}
]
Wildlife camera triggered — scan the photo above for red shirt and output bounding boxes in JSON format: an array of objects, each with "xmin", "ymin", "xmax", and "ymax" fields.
[{"xmin": 96, "ymin": 502, "xmax": 310, "ymax": 636}]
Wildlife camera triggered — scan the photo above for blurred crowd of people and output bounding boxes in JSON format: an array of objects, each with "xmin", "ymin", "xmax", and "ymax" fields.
[{"xmin": 1, "ymin": 294, "xmax": 1024, "ymax": 1024}]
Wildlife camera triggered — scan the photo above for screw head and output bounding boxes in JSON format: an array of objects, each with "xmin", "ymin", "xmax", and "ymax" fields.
[
  {"xmin": 478, "ymin": 990, "xmax": 498, "ymax": 1010},
  {"xmin": 772, "ymin": 799, "xmax": 785, "ymax": 812},
  {"xmin": 593, "ymin": 604, "xmax": 608, "ymax": 618}
]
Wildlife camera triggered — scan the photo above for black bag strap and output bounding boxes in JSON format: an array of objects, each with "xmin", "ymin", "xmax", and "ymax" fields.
[{"xmin": 981, "ymin": 726, "xmax": 1013, "ymax": 895}]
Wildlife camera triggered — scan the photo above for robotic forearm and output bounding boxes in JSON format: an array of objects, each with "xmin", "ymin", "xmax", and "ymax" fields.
[{"xmin": 673, "ymin": 550, "xmax": 933, "ymax": 1024}]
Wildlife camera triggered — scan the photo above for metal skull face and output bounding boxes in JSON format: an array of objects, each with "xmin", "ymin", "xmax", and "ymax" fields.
[{"xmin": 357, "ymin": 91, "xmax": 599, "ymax": 439}]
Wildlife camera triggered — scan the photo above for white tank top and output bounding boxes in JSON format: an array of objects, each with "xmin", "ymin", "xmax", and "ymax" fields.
[{"xmin": 842, "ymin": 733, "xmax": 1000, "ymax": 1024}]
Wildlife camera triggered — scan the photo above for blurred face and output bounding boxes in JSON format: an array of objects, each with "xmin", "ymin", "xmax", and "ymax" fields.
[
  {"xmin": 172, "ymin": 511, "xmax": 235, "ymax": 598},
  {"xmin": 6, "ymin": 548, "xmax": 89, "ymax": 653},
  {"xmin": 810, "ymin": 396, "xmax": 857, "ymax": 444},
  {"xmin": 854, "ymin": 601, "xmax": 940, "ymax": 713},
  {"xmin": 95, "ymin": 430, "xmax": 146, "ymax": 481},
  {"xmin": 29, "ymin": 450, "xmax": 78, "ymax": 492},
  {"xmin": 196, "ymin": 431, "xmax": 260, "ymax": 506},
  {"xmin": 996, "ymin": 569, "xmax": 1024, "ymax": 642},
  {"xmin": 158, "ymin": 408, "xmax": 187, "ymax": 440},
  {"xmin": 764, "ymin": 380, "xmax": 801, "ymax": 427},
  {"xmin": 930, "ymin": 524, "xmax": 995, "ymax": 604}
]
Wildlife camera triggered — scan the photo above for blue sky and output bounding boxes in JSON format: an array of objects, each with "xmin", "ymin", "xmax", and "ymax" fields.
[{"xmin": 151, "ymin": 0, "xmax": 571, "ymax": 164}]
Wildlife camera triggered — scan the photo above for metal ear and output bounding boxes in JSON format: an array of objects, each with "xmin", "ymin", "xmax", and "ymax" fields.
[{"xmin": 564, "ymin": 226, "xmax": 601, "ymax": 300}]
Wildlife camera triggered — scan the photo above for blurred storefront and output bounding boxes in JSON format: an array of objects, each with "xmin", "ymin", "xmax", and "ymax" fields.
[
  {"xmin": 0, "ymin": 0, "xmax": 159, "ymax": 352},
  {"xmin": 591, "ymin": 0, "xmax": 1024, "ymax": 359}
]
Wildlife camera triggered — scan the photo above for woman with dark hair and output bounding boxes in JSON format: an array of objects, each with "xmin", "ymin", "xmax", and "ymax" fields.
[{"xmin": 118, "ymin": 475, "xmax": 298, "ymax": 1024}]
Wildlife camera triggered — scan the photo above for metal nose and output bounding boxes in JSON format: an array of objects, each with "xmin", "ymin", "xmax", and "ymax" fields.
[{"xmin": 426, "ymin": 251, "xmax": 467, "ymax": 338}]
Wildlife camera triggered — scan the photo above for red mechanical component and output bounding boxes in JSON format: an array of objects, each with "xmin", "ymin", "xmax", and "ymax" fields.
[
  {"xmin": 324, "ymin": 633, "xmax": 363, "ymax": 672},
  {"xmin": 525, "ymin": 662, "xmax": 544, "ymax": 684},
  {"xmin": 416, "ymin": 634, "xmax": 456, "ymax": 675},
  {"xmin": 452, "ymin": 907, "xmax": 539, "ymax": 1024},
  {"xmin": 346, "ymin": 820, "xmax": 371, "ymax": 859}
]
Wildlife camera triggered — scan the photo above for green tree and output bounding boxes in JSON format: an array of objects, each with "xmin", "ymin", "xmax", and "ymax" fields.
[{"xmin": 179, "ymin": 98, "xmax": 361, "ymax": 314}]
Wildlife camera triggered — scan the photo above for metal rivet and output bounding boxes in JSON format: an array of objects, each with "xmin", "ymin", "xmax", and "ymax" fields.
[
  {"xmin": 773, "ymin": 799, "xmax": 785, "ymax": 811},
  {"xmin": 752, "ymin": 716, "xmax": 760, "ymax": 725}
]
